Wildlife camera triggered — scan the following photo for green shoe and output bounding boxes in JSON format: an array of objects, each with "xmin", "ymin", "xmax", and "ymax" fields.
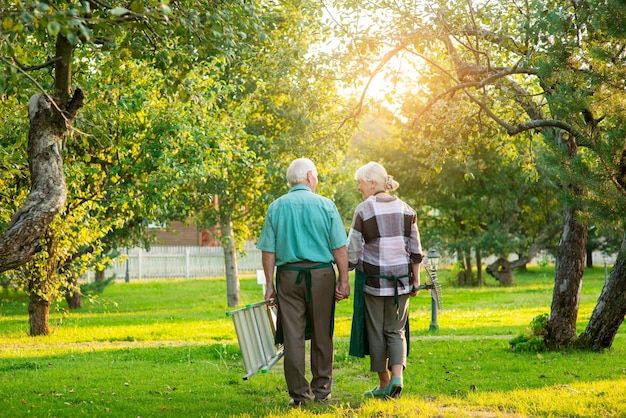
[
  {"xmin": 386, "ymin": 376, "xmax": 403, "ymax": 398},
  {"xmin": 364, "ymin": 385, "xmax": 387, "ymax": 397}
]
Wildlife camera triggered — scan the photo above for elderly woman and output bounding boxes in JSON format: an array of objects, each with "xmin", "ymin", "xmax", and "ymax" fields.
[{"xmin": 347, "ymin": 162, "xmax": 423, "ymax": 399}]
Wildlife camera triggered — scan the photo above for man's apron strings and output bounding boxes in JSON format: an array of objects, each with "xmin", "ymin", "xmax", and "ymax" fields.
[{"xmin": 276, "ymin": 262, "xmax": 333, "ymax": 303}]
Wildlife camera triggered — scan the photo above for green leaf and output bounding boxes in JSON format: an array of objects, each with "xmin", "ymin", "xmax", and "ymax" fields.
[
  {"xmin": 129, "ymin": 0, "xmax": 144, "ymax": 14},
  {"xmin": 35, "ymin": 3, "xmax": 50, "ymax": 12},
  {"xmin": 110, "ymin": 7, "xmax": 130, "ymax": 17},
  {"xmin": 81, "ymin": 1, "xmax": 91, "ymax": 14},
  {"xmin": 159, "ymin": 4, "xmax": 172, "ymax": 15},
  {"xmin": 47, "ymin": 21, "xmax": 61, "ymax": 36},
  {"xmin": 2, "ymin": 17, "xmax": 14, "ymax": 31},
  {"xmin": 78, "ymin": 24, "xmax": 92, "ymax": 41},
  {"xmin": 66, "ymin": 32, "xmax": 79, "ymax": 45}
]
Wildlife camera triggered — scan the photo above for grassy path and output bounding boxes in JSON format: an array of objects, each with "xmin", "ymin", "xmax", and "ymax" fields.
[{"xmin": 1, "ymin": 269, "xmax": 625, "ymax": 417}]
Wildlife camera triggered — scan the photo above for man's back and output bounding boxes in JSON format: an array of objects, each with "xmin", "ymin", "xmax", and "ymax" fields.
[{"xmin": 257, "ymin": 184, "xmax": 345, "ymax": 266}]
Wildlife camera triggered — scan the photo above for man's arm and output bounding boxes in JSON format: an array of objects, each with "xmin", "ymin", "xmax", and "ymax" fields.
[
  {"xmin": 333, "ymin": 246, "xmax": 350, "ymax": 301},
  {"xmin": 262, "ymin": 251, "xmax": 276, "ymax": 301}
]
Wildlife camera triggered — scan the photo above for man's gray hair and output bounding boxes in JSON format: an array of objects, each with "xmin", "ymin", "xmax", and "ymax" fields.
[{"xmin": 287, "ymin": 158, "xmax": 316, "ymax": 186}]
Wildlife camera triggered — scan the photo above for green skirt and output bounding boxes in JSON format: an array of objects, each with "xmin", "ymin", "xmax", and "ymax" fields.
[{"xmin": 348, "ymin": 269, "xmax": 410, "ymax": 358}]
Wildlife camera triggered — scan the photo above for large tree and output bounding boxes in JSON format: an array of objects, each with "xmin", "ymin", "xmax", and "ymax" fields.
[
  {"xmin": 0, "ymin": 1, "xmax": 271, "ymax": 334},
  {"xmin": 329, "ymin": 0, "xmax": 626, "ymax": 349},
  {"xmin": 350, "ymin": 109, "xmax": 562, "ymax": 286},
  {"xmin": 1, "ymin": 1, "xmax": 353, "ymax": 331},
  {"xmin": 192, "ymin": 1, "xmax": 351, "ymax": 307}
]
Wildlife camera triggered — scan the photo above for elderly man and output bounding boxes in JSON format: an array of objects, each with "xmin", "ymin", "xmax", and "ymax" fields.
[{"xmin": 256, "ymin": 158, "xmax": 349, "ymax": 407}]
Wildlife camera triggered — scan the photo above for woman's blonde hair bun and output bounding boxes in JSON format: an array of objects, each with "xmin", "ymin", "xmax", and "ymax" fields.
[{"xmin": 355, "ymin": 162, "xmax": 400, "ymax": 192}]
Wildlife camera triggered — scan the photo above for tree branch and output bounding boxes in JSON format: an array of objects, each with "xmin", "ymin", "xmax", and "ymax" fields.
[
  {"xmin": 410, "ymin": 35, "xmax": 592, "ymax": 146},
  {"xmin": 339, "ymin": 42, "xmax": 406, "ymax": 128},
  {"xmin": 411, "ymin": 64, "xmax": 537, "ymax": 124},
  {"xmin": 10, "ymin": 55, "xmax": 62, "ymax": 72},
  {"xmin": 465, "ymin": 88, "xmax": 590, "ymax": 144},
  {"xmin": 459, "ymin": 25, "xmax": 527, "ymax": 55}
]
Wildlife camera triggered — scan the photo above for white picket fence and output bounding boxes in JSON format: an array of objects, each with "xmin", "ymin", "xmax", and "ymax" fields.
[
  {"xmin": 87, "ymin": 245, "xmax": 615, "ymax": 282},
  {"xmin": 92, "ymin": 243, "xmax": 263, "ymax": 281}
]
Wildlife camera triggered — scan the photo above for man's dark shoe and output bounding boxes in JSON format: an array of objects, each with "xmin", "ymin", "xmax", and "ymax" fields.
[
  {"xmin": 315, "ymin": 394, "xmax": 331, "ymax": 403},
  {"xmin": 288, "ymin": 398, "xmax": 307, "ymax": 407}
]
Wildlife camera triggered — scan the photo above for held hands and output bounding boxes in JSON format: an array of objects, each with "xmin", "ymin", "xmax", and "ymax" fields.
[{"xmin": 335, "ymin": 280, "xmax": 350, "ymax": 302}]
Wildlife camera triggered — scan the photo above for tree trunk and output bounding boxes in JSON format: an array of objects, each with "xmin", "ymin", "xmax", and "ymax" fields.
[
  {"xmin": 65, "ymin": 275, "xmax": 83, "ymax": 309},
  {"xmin": 457, "ymin": 250, "xmax": 474, "ymax": 286},
  {"xmin": 0, "ymin": 99, "xmax": 83, "ymax": 270},
  {"xmin": 586, "ymin": 248, "xmax": 593, "ymax": 268},
  {"xmin": 28, "ymin": 292, "xmax": 51, "ymax": 336},
  {"xmin": 65, "ymin": 290, "xmax": 83, "ymax": 309},
  {"xmin": 545, "ymin": 205, "xmax": 587, "ymax": 350},
  {"xmin": 221, "ymin": 216, "xmax": 240, "ymax": 307},
  {"xmin": 464, "ymin": 252, "xmax": 474, "ymax": 285},
  {"xmin": 476, "ymin": 248, "xmax": 484, "ymax": 286},
  {"xmin": 0, "ymin": 94, "xmax": 68, "ymax": 273},
  {"xmin": 576, "ymin": 232, "xmax": 626, "ymax": 350},
  {"xmin": 486, "ymin": 257, "xmax": 515, "ymax": 286},
  {"xmin": 95, "ymin": 268, "xmax": 105, "ymax": 283},
  {"xmin": 0, "ymin": 32, "xmax": 82, "ymax": 274},
  {"xmin": 456, "ymin": 250, "xmax": 465, "ymax": 285},
  {"xmin": 485, "ymin": 224, "xmax": 561, "ymax": 286}
]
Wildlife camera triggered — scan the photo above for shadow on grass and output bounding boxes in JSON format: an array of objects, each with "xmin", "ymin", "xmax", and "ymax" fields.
[{"xmin": 2, "ymin": 338, "xmax": 626, "ymax": 417}]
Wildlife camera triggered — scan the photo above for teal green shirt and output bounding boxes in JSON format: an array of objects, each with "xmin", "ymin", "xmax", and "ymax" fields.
[{"xmin": 256, "ymin": 184, "xmax": 347, "ymax": 266}]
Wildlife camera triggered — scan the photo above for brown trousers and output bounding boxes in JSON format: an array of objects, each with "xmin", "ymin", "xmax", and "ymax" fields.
[{"xmin": 276, "ymin": 262, "xmax": 336, "ymax": 403}]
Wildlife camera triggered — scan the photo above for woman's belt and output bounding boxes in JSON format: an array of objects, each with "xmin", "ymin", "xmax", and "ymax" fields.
[{"xmin": 369, "ymin": 273, "xmax": 410, "ymax": 318}]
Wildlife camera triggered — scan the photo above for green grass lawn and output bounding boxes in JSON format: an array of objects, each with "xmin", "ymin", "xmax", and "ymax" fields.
[{"xmin": 0, "ymin": 266, "xmax": 624, "ymax": 417}]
